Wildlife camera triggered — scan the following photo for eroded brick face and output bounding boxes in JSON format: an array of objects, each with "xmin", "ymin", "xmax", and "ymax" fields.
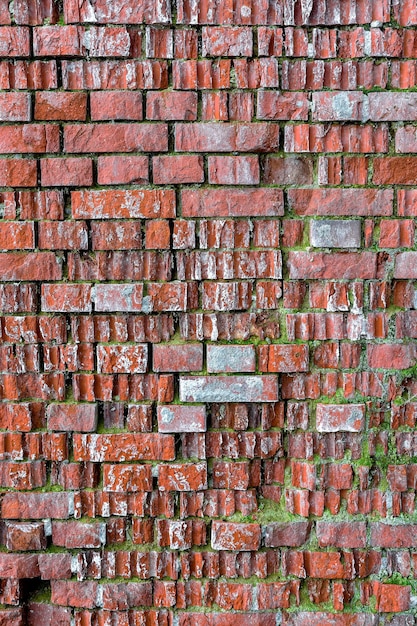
[{"xmin": 0, "ymin": 1, "xmax": 417, "ymax": 623}]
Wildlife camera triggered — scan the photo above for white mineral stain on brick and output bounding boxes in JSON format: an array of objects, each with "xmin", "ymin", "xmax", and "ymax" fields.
[
  {"xmin": 207, "ymin": 344, "xmax": 255, "ymax": 373},
  {"xmin": 316, "ymin": 404, "xmax": 365, "ymax": 433},
  {"xmin": 179, "ymin": 376, "xmax": 277, "ymax": 402},
  {"xmin": 310, "ymin": 220, "xmax": 361, "ymax": 248}
]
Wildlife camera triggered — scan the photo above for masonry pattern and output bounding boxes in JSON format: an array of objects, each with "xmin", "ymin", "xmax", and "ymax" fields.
[{"xmin": 1, "ymin": 0, "xmax": 417, "ymax": 624}]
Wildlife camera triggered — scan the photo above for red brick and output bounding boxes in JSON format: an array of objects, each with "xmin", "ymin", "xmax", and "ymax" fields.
[
  {"xmin": 374, "ymin": 157, "xmax": 417, "ymax": 185},
  {"xmin": 5, "ymin": 521, "xmax": 46, "ymax": 551},
  {"xmin": 288, "ymin": 188, "xmax": 393, "ymax": 216},
  {"xmin": 97, "ymin": 344, "xmax": 148, "ymax": 373},
  {"xmin": 35, "ymin": 92, "xmax": 87, "ymax": 120},
  {"xmin": 41, "ymin": 158, "xmax": 93, "ymax": 187},
  {"xmin": 101, "ymin": 582, "xmax": 152, "ymax": 610},
  {"xmin": 288, "ymin": 252, "xmax": 378, "ymax": 279},
  {"xmin": 202, "ymin": 27, "xmax": 252, "ymax": 57},
  {"xmin": 72, "ymin": 189, "xmax": 175, "ymax": 219},
  {"xmin": 257, "ymin": 91, "xmax": 309, "ymax": 120},
  {"xmin": 28, "ymin": 605, "xmax": 70, "ymax": 626},
  {"xmin": 51, "ymin": 580, "xmax": 98, "ymax": 609},
  {"xmin": 367, "ymin": 343, "xmax": 417, "ymax": 370},
  {"xmin": 371, "ymin": 523, "xmax": 417, "ymax": 547},
  {"xmin": 394, "ymin": 252, "xmax": 417, "ymax": 278},
  {"xmin": 33, "ymin": 25, "xmax": 84, "ymax": 56},
  {"xmin": 41, "ymin": 284, "xmax": 91, "ymax": 312},
  {"xmin": 373, "ymin": 582, "xmax": 410, "ymax": 613},
  {"xmin": 97, "ymin": 156, "xmax": 149, "ymax": 185},
  {"xmin": 91, "ymin": 220, "xmax": 142, "ymax": 249},
  {"xmin": 158, "ymin": 462, "xmax": 207, "ymax": 491},
  {"xmin": 157, "ymin": 405, "xmax": 206, "ymax": 433},
  {"xmin": 304, "ymin": 552, "xmax": 354, "ymax": 579},
  {"xmin": 379, "ymin": 219, "xmax": 414, "ymax": 248},
  {"xmin": 46, "ymin": 403, "xmax": 97, "ymax": 432},
  {"xmin": 211, "ymin": 521, "xmax": 260, "ymax": 551},
  {"xmin": 1, "ymin": 492, "xmax": 73, "ymax": 519},
  {"xmin": 0, "ymin": 222, "xmax": 34, "ymax": 250},
  {"xmin": 0, "ymin": 27, "xmax": 30, "ymax": 56},
  {"xmin": 0, "ymin": 160, "xmax": 37, "ymax": 187},
  {"xmin": 103, "ymin": 464, "xmax": 152, "ymax": 492},
  {"xmin": 147, "ymin": 90, "xmax": 197, "ymax": 120},
  {"xmin": 175, "ymin": 123, "xmax": 279, "ymax": 152},
  {"xmin": 144, "ymin": 219, "xmax": 170, "ymax": 249},
  {"xmin": 153, "ymin": 155, "xmax": 204, "ymax": 184},
  {"xmin": 90, "ymin": 91, "xmax": 143, "ymax": 121},
  {"xmin": 0, "ymin": 125, "xmax": 59, "ymax": 154},
  {"xmin": 258, "ymin": 344, "xmax": 309, "ymax": 373},
  {"xmin": 182, "ymin": 188, "xmax": 283, "ymax": 217},
  {"xmin": 0, "ymin": 93, "xmax": 30, "ymax": 122},
  {"xmin": 73, "ymin": 433, "xmax": 175, "ymax": 461},
  {"xmin": 0, "ymin": 253, "xmax": 61, "ymax": 281},
  {"xmin": 208, "ymin": 156, "xmax": 259, "ymax": 185},
  {"xmin": 38, "ymin": 221, "xmax": 88, "ymax": 250},
  {"xmin": 153, "ymin": 344, "xmax": 203, "ymax": 372},
  {"xmin": 147, "ymin": 282, "xmax": 188, "ymax": 311},
  {"xmin": 0, "ymin": 554, "xmax": 39, "ymax": 578},
  {"xmin": 64, "ymin": 123, "xmax": 168, "ymax": 153},
  {"xmin": 316, "ymin": 404, "xmax": 365, "ymax": 433}
]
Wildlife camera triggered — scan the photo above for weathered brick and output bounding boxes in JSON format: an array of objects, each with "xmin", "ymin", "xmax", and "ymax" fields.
[
  {"xmin": 153, "ymin": 155, "xmax": 204, "ymax": 184},
  {"xmin": 258, "ymin": 344, "xmax": 309, "ymax": 372},
  {"xmin": 0, "ymin": 93, "xmax": 31, "ymax": 122},
  {"xmin": 41, "ymin": 158, "xmax": 93, "ymax": 187},
  {"xmin": 41, "ymin": 284, "xmax": 91, "ymax": 312},
  {"xmin": 208, "ymin": 156, "xmax": 260, "ymax": 185},
  {"xmin": 211, "ymin": 521, "xmax": 260, "ymax": 551},
  {"xmin": 46, "ymin": 403, "xmax": 97, "ymax": 432},
  {"xmin": 312, "ymin": 91, "xmax": 366, "ymax": 121},
  {"xmin": 157, "ymin": 405, "xmax": 206, "ymax": 433},
  {"xmin": 288, "ymin": 189, "xmax": 393, "ymax": 216},
  {"xmin": 71, "ymin": 189, "xmax": 175, "ymax": 219},
  {"xmin": 73, "ymin": 434, "xmax": 175, "ymax": 461},
  {"xmin": 97, "ymin": 156, "xmax": 149, "ymax": 185},
  {"xmin": 182, "ymin": 188, "xmax": 283, "ymax": 217},
  {"xmin": 180, "ymin": 376, "xmax": 278, "ymax": 402},
  {"xmin": 35, "ymin": 92, "xmax": 87, "ymax": 120},
  {"xmin": 207, "ymin": 345, "xmax": 256, "ymax": 373},
  {"xmin": 316, "ymin": 522, "xmax": 367, "ymax": 548},
  {"xmin": 310, "ymin": 220, "xmax": 361, "ymax": 248},
  {"xmin": 288, "ymin": 252, "xmax": 378, "ymax": 279},
  {"xmin": 316, "ymin": 404, "xmax": 365, "ymax": 433},
  {"xmin": 202, "ymin": 27, "xmax": 252, "ymax": 57},
  {"xmin": 97, "ymin": 344, "xmax": 148, "ymax": 373},
  {"xmin": 64, "ymin": 123, "xmax": 168, "ymax": 153},
  {"xmin": 153, "ymin": 344, "xmax": 203, "ymax": 372},
  {"xmin": 257, "ymin": 91, "xmax": 309, "ymax": 120},
  {"xmin": 147, "ymin": 90, "xmax": 197, "ymax": 120},
  {"xmin": 158, "ymin": 462, "xmax": 207, "ymax": 491}
]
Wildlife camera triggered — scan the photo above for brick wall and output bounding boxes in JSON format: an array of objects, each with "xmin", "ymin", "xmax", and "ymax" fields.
[{"xmin": 1, "ymin": 0, "xmax": 417, "ymax": 624}]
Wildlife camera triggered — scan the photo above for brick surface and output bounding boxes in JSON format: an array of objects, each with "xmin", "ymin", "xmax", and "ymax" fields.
[{"xmin": 0, "ymin": 2, "xmax": 415, "ymax": 620}]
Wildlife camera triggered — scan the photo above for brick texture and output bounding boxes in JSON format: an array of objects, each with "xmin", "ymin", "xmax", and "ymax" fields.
[{"xmin": 0, "ymin": 1, "xmax": 416, "ymax": 623}]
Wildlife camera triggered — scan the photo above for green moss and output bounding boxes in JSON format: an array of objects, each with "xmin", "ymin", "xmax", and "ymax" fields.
[{"xmin": 256, "ymin": 496, "xmax": 302, "ymax": 524}]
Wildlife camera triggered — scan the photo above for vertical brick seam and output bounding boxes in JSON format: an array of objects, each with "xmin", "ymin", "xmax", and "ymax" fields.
[{"xmin": 0, "ymin": 0, "xmax": 417, "ymax": 624}]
